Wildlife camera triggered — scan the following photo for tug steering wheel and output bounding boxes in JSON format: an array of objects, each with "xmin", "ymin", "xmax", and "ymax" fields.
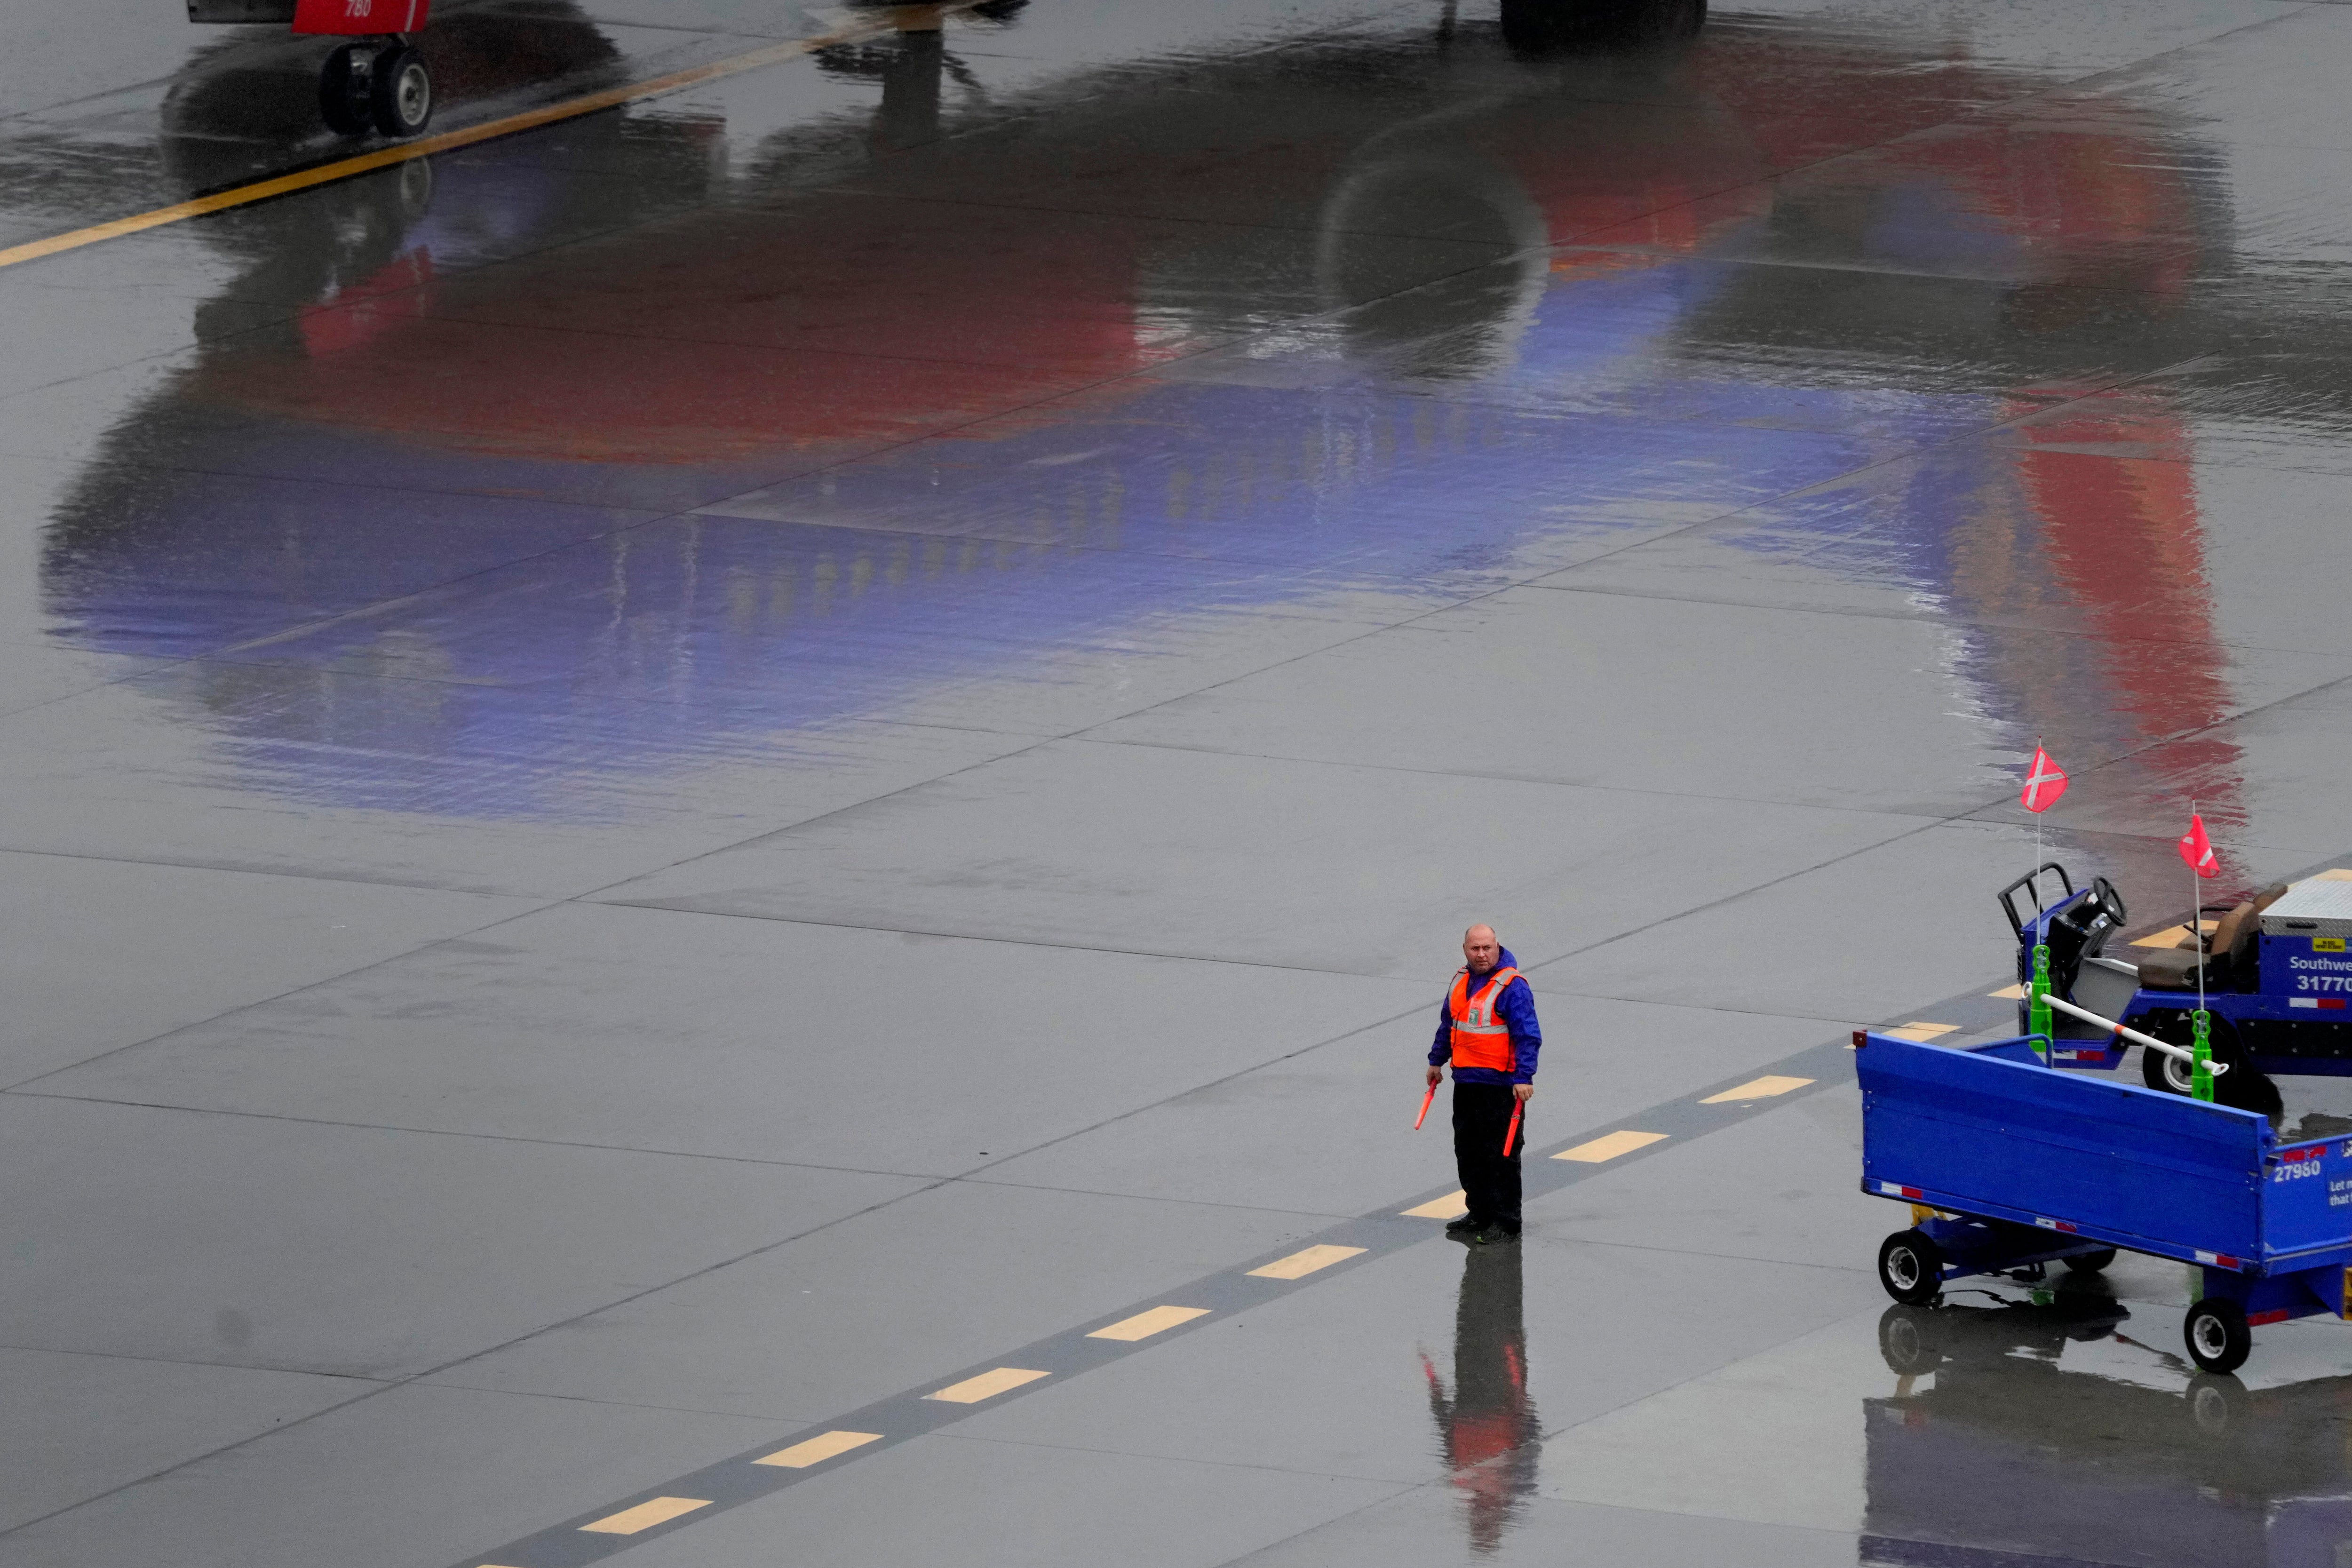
[{"xmin": 2056, "ymin": 876, "xmax": 2127, "ymax": 947}]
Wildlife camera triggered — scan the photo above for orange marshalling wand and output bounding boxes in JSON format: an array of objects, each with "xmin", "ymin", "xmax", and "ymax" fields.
[
  {"xmin": 1502, "ymin": 1099, "xmax": 1524, "ymax": 1157},
  {"xmin": 1414, "ymin": 1081, "xmax": 1438, "ymax": 1130}
]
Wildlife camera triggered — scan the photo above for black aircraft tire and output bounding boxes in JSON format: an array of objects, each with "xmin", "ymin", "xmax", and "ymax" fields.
[
  {"xmin": 319, "ymin": 44, "xmax": 369, "ymax": 137},
  {"xmin": 370, "ymin": 46, "xmax": 433, "ymax": 138},
  {"xmin": 2184, "ymin": 1297, "xmax": 2251, "ymax": 1375},
  {"xmin": 1877, "ymin": 1229, "xmax": 1944, "ymax": 1305},
  {"xmin": 2063, "ymin": 1247, "xmax": 2118, "ymax": 1274}
]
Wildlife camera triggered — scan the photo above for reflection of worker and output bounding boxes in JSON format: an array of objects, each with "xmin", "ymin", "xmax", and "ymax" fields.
[
  {"xmin": 1423, "ymin": 1242, "xmax": 1541, "ymax": 1553},
  {"xmin": 1426, "ymin": 924, "xmax": 1542, "ymax": 1244}
]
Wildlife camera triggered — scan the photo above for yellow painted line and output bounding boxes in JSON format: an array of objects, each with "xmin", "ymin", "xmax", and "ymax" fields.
[
  {"xmin": 0, "ymin": 4, "xmax": 963, "ymax": 272},
  {"xmin": 753, "ymin": 1430, "xmax": 882, "ymax": 1468},
  {"xmin": 1400, "ymin": 1190, "xmax": 1469, "ymax": 1219},
  {"xmin": 1088, "ymin": 1305, "xmax": 1211, "ymax": 1342},
  {"xmin": 580, "ymin": 1497, "xmax": 710, "ymax": 1535},
  {"xmin": 2310, "ymin": 868, "xmax": 2352, "ymax": 882},
  {"xmin": 925, "ymin": 1366, "xmax": 1049, "ymax": 1404},
  {"xmin": 1884, "ymin": 1022, "xmax": 1958, "ymax": 1042},
  {"xmin": 1988, "ymin": 983, "xmax": 2027, "ymax": 1000},
  {"xmin": 1700, "ymin": 1074, "xmax": 1814, "ymax": 1104},
  {"xmin": 1248, "ymin": 1244, "xmax": 1366, "ymax": 1280},
  {"xmin": 1554, "ymin": 1130, "xmax": 1668, "ymax": 1163}
]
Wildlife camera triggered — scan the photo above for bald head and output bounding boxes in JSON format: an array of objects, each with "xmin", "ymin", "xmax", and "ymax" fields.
[{"xmin": 1462, "ymin": 924, "xmax": 1500, "ymax": 973}]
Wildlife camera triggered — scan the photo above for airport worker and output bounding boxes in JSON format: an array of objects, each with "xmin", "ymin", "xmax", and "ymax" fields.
[{"xmin": 1426, "ymin": 923, "xmax": 1541, "ymax": 1245}]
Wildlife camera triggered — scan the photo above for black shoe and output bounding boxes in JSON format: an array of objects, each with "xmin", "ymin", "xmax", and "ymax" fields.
[
  {"xmin": 1444, "ymin": 1215, "xmax": 1483, "ymax": 1236},
  {"xmin": 1470, "ymin": 1225, "xmax": 1519, "ymax": 1246}
]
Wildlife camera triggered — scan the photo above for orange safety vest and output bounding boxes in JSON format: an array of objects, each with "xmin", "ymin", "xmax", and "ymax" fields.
[{"xmin": 1448, "ymin": 967, "xmax": 1522, "ymax": 1073}]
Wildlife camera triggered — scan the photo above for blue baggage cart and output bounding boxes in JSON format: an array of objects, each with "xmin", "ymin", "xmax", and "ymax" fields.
[{"xmin": 1858, "ymin": 1029, "xmax": 2352, "ymax": 1373}]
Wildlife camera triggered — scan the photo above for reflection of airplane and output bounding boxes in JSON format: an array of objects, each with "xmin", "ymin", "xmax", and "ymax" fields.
[
  {"xmin": 1422, "ymin": 1244, "xmax": 1541, "ymax": 1554},
  {"xmin": 49, "ymin": 4, "xmax": 2321, "ymax": 824},
  {"xmin": 190, "ymin": 0, "xmax": 436, "ymax": 138},
  {"xmin": 1868, "ymin": 1291, "xmax": 2352, "ymax": 1567}
]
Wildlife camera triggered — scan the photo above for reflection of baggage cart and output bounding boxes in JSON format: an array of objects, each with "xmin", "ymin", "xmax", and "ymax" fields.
[
  {"xmin": 1867, "ymin": 1292, "xmax": 2352, "ymax": 1568},
  {"xmin": 1858, "ymin": 1030, "xmax": 2352, "ymax": 1372}
]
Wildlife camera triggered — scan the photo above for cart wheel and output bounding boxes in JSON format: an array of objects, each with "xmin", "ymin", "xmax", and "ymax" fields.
[
  {"xmin": 1877, "ymin": 1306, "xmax": 1942, "ymax": 1374},
  {"xmin": 2063, "ymin": 1248, "xmax": 2117, "ymax": 1274},
  {"xmin": 369, "ymin": 46, "xmax": 433, "ymax": 138},
  {"xmin": 319, "ymin": 44, "xmax": 369, "ymax": 137},
  {"xmin": 2184, "ymin": 1298, "xmax": 2251, "ymax": 1374},
  {"xmin": 1877, "ymin": 1229, "xmax": 1944, "ymax": 1305}
]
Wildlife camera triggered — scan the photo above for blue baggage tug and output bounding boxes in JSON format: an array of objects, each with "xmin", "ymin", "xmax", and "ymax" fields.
[
  {"xmin": 1858, "ymin": 1029, "xmax": 2352, "ymax": 1373},
  {"xmin": 1998, "ymin": 863, "xmax": 2352, "ymax": 1096}
]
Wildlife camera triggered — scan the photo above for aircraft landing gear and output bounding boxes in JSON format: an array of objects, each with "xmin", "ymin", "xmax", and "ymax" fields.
[{"xmin": 320, "ymin": 39, "xmax": 433, "ymax": 138}]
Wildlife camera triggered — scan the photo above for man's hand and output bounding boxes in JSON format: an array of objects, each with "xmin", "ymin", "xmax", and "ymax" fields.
[
  {"xmin": 1512, "ymin": 1083, "xmax": 1534, "ymax": 1104},
  {"xmin": 1426, "ymin": 1065, "xmax": 1443, "ymax": 1088}
]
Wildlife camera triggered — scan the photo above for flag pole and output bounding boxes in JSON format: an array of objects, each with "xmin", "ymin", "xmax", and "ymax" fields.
[
  {"xmin": 2025, "ymin": 739, "xmax": 2052, "ymax": 1061},
  {"xmin": 2191, "ymin": 799, "xmax": 2214, "ymax": 1102},
  {"xmin": 2033, "ymin": 736, "xmax": 2042, "ymax": 878}
]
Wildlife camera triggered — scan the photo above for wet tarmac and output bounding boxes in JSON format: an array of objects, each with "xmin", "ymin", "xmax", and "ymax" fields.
[{"xmin": 8, "ymin": 0, "xmax": 2352, "ymax": 1563}]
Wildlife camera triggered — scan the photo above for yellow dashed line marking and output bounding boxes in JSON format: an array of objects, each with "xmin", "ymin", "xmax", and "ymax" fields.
[
  {"xmin": 580, "ymin": 1497, "xmax": 710, "ymax": 1535},
  {"xmin": 1400, "ymin": 1190, "xmax": 1469, "ymax": 1219},
  {"xmin": 1988, "ymin": 983, "xmax": 2026, "ymax": 1000},
  {"xmin": 1248, "ymin": 1244, "xmax": 1366, "ymax": 1280},
  {"xmin": 2131, "ymin": 921, "xmax": 2212, "ymax": 949},
  {"xmin": 1700, "ymin": 1075, "xmax": 1814, "ymax": 1104},
  {"xmin": 1884, "ymin": 1022, "xmax": 1958, "ymax": 1042},
  {"xmin": 2309, "ymin": 869, "xmax": 2352, "ymax": 883},
  {"xmin": 1554, "ymin": 1130, "xmax": 1668, "ymax": 1162},
  {"xmin": 1088, "ymin": 1305, "xmax": 1210, "ymax": 1341},
  {"xmin": 754, "ymin": 1430, "xmax": 882, "ymax": 1468},
  {"xmin": 926, "ymin": 1366, "xmax": 1049, "ymax": 1403},
  {"xmin": 0, "ymin": 4, "xmax": 967, "ymax": 271}
]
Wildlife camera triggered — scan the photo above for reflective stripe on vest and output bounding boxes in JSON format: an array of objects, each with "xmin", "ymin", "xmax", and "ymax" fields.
[{"xmin": 1449, "ymin": 967, "xmax": 1521, "ymax": 1073}]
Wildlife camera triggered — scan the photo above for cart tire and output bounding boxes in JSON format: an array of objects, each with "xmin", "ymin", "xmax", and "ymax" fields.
[
  {"xmin": 1877, "ymin": 1229, "xmax": 1944, "ymax": 1305},
  {"xmin": 1877, "ymin": 1306, "xmax": 1942, "ymax": 1374},
  {"xmin": 2184, "ymin": 1298, "xmax": 2251, "ymax": 1374},
  {"xmin": 2063, "ymin": 1248, "xmax": 2117, "ymax": 1274},
  {"xmin": 2142, "ymin": 1036, "xmax": 2189, "ymax": 1095},
  {"xmin": 319, "ymin": 44, "xmax": 369, "ymax": 137},
  {"xmin": 369, "ymin": 46, "xmax": 433, "ymax": 138},
  {"xmin": 2138, "ymin": 1015, "xmax": 2273, "ymax": 1112}
]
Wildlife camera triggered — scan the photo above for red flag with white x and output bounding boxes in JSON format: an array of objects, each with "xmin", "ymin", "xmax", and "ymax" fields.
[
  {"xmin": 2020, "ymin": 745, "xmax": 2068, "ymax": 814},
  {"xmin": 2179, "ymin": 812, "xmax": 2219, "ymax": 878}
]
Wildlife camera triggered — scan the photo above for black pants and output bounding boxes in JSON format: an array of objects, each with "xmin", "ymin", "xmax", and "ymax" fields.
[{"xmin": 1452, "ymin": 1082, "xmax": 1524, "ymax": 1233}]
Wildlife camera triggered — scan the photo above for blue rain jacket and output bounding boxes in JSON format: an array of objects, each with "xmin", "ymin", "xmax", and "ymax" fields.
[{"xmin": 1427, "ymin": 947, "xmax": 1542, "ymax": 1086}]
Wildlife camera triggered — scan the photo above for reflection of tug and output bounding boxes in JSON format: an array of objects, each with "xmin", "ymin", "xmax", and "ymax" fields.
[{"xmin": 1867, "ymin": 1289, "xmax": 2352, "ymax": 1568}]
